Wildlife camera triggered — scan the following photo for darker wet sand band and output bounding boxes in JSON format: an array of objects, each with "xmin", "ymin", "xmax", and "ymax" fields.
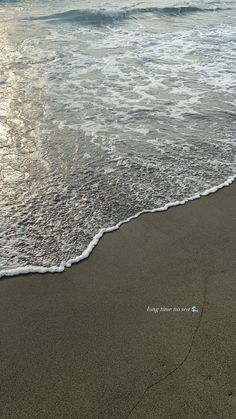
[{"xmin": 1, "ymin": 183, "xmax": 236, "ymax": 419}]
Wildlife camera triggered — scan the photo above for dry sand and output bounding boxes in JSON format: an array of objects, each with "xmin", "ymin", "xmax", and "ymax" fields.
[{"xmin": 1, "ymin": 183, "xmax": 236, "ymax": 419}]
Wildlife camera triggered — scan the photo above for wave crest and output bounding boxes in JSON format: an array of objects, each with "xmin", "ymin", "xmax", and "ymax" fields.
[{"xmin": 29, "ymin": 6, "xmax": 228, "ymax": 25}]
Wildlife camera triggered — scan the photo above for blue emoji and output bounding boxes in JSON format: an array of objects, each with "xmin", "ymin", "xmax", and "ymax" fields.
[{"xmin": 191, "ymin": 306, "xmax": 199, "ymax": 313}]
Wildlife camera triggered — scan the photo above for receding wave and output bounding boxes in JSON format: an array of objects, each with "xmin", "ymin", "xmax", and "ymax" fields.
[
  {"xmin": 1, "ymin": 0, "xmax": 235, "ymax": 279},
  {"xmin": 29, "ymin": 6, "xmax": 227, "ymax": 25}
]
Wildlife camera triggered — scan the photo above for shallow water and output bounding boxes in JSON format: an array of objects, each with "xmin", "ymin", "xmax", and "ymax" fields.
[{"xmin": 0, "ymin": 0, "xmax": 235, "ymax": 277}]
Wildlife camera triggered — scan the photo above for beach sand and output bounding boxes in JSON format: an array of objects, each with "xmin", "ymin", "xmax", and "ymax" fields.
[{"xmin": 1, "ymin": 183, "xmax": 236, "ymax": 419}]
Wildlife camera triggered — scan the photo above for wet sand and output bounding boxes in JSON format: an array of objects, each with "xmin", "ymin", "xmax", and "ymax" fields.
[{"xmin": 1, "ymin": 183, "xmax": 236, "ymax": 419}]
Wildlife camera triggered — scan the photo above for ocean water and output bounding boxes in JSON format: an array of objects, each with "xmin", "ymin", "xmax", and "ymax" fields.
[{"xmin": 0, "ymin": 0, "xmax": 235, "ymax": 277}]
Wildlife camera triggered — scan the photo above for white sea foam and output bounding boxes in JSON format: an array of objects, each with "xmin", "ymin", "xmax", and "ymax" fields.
[
  {"xmin": 1, "ymin": 174, "xmax": 235, "ymax": 279},
  {"xmin": 0, "ymin": 0, "xmax": 235, "ymax": 279}
]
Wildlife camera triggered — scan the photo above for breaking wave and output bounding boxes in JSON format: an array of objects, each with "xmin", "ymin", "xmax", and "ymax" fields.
[{"xmin": 29, "ymin": 6, "xmax": 228, "ymax": 25}]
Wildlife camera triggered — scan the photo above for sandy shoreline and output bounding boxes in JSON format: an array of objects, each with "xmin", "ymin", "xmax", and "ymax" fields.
[{"xmin": 1, "ymin": 182, "xmax": 236, "ymax": 418}]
